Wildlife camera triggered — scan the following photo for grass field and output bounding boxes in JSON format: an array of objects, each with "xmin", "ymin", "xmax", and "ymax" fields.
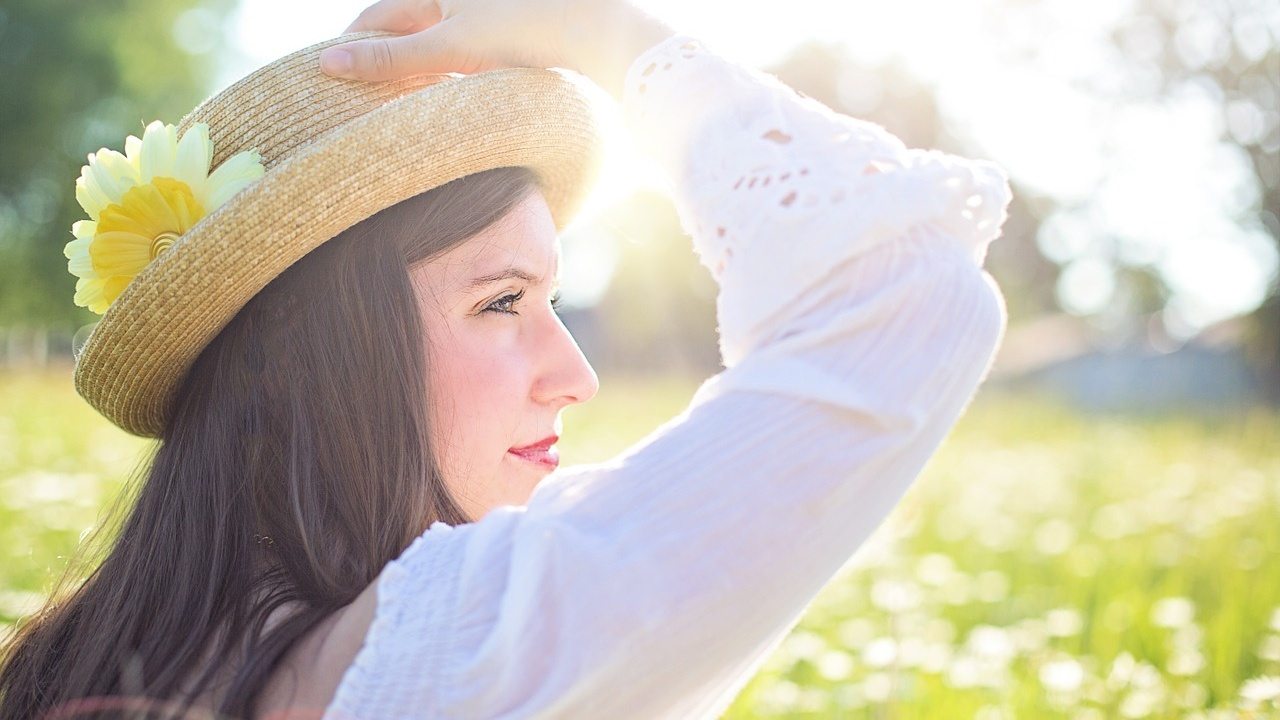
[{"xmin": 1, "ymin": 366, "xmax": 1277, "ymax": 718}]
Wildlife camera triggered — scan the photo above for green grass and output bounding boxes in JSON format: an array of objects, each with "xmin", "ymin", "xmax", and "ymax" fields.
[{"xmin": 2, "ymin": 366, "xmax": 1278, "ymax": 718}]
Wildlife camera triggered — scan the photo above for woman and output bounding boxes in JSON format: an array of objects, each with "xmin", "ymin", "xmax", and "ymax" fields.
[{"xmin": 0, "ymin": 0, "xmax": 1012, "ymax": 717}]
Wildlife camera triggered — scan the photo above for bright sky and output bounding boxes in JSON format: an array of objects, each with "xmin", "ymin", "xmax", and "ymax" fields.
[{"xmin": 204, "ymin": 0, "xmax": 1278, "ymax": 338}]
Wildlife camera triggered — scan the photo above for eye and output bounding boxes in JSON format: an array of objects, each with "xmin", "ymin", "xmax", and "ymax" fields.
[
  {"xmin": 482, "ymin": 289, "xmax": 564, "ymax": 316},
  {"xmin": 483, "ymin": 289, "xmax": 525, "ymax": 315}
]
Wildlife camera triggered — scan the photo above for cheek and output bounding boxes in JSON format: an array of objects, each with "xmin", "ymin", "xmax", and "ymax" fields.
[{"xmin": 426, "ymin": 324, "xmax": 526, "ymax": 455}]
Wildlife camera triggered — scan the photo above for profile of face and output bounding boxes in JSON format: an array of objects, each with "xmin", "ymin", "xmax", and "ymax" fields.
[{"xmin": 409, "ymin": 191, "xmax": 599, "ymax": 522}]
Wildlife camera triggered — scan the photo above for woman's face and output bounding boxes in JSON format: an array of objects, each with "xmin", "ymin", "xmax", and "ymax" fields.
[{"xmin": 409, "ymin": 191, "xmax": 599, "ymax": 522}]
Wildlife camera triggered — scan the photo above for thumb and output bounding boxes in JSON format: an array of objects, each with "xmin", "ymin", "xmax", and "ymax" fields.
[{"xmin": 319, "ymin": 26, "xmax": 460, "ymax": 81}]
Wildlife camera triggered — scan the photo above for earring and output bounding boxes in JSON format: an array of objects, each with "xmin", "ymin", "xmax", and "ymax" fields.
[{"xmin": 254, "ymin": 533, "xmax": 276, "ymax": 548}]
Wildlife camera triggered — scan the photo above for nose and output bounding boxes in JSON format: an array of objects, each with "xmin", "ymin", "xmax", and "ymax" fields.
[{"xmin": 533, "ymin": 310, "xmax": 599, "ymax": 408}]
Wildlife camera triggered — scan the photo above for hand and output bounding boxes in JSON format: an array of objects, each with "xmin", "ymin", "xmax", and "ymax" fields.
[
  {"xmin": 320, "ymin": 0, "xmax": 575, "ymax": 79},
  {"xmin": 319, "ymin": 0, "xmax": 678, "ymax": 101}
]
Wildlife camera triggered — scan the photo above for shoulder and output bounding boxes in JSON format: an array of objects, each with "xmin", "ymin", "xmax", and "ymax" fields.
[{"xmin": 255, "ymin": 572, "xmax": 382, "ymax": 718}]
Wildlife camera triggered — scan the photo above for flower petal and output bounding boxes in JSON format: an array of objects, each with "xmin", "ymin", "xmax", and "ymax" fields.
[
  {"xmin": 65, "ymin": 235, "xmax": 97, "ymax": 278},
  {"xmin": 71, "ymin": 219, "xmax": 97, "ymax": 241},
  {"xmin": 132, "ymin": 183, "xmax": 181, "ymax": 231},
  {"xmin": 139, "ymin": 120, "xmax": 178, "ymax": 182},
  {"xmin": 74, "ymin": 274, "xmax": 132, "ymax": 315},
  {"xmin": 67, "ymin": 118, "xmax": 252, "ymax": 315},
  {"xmin": 91, "ymin": 228, "xmax": 153, "ymax": 278},
  {"xmin": 90, "ymin": 148, "xmax": 140, "ymax": 201},
  {"xmin": 93, "ymin": 186, "xmax": 166, "ymax": 277},
  {"xmin": 75, "ymin": 148, "xmax": 141, "ymax": 220},
  {"xmin": 100, "ymin": 275, "xmax": 133, "ymax": 310},
  {"xmin": 124, "ymin": 134, "xmax": 143, "ymax": 176},
  {"xmin": 152, "ymin": 177, "xmax": 205, "ymax": 231},
  {"xmin": 75, "ymin": 172, "xmax": 110, "ymax": 221},
  {"xmin": 205, "ymin": 149, "xmax": 266, "ymax": 209},
  {"xmin": 90, "ymin": 180, "xmax": 204, "ymax": 277},
  {"xmin": 73, "ymin": 276, "xmax": 111, "ymax": 314},
  {"xmin": 173, "ymin": 123, "xmax": 213, "ymax": 202}
]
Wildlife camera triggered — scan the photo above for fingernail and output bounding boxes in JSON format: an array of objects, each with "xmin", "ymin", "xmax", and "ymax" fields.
[{"xmin": 320, "ymin": 49, "xmax": 353, "ymax": 76}]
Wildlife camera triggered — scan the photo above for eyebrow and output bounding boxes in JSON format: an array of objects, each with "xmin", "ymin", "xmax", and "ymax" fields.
[{"xmin": 466, "ymin": 267, "xmax": 561, "ymax": 291}]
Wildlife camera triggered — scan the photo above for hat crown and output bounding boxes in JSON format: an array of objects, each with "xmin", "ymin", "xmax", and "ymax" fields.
[{"xmin": 176, "ymin": 31, "xmax": 453, "ymax": 171}]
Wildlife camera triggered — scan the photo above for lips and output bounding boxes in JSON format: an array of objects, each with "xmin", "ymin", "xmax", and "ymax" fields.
[
  {"xmin": 510, "ymin": 435, "xmax": 558, "ymax": 453},
  {"xmin": 508, "ymin": 435, "xmax": 559, "ymax": 469}
]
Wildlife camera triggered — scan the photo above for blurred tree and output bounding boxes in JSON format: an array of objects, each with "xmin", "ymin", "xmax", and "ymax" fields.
[
  {"xmin": 0, "ymin": 0, "xmax": 237, "ymax": 330},
  {"xmin": 769, "ymin": 3, "xmax": 1279, "ymax": 398},
  {"xmin": 589, "ymin": 190, "xmax": 721, "ymax": 376},
  {"xmin": 1103, "ymin": 0, "xmax": 1280, "ymax": 398}
]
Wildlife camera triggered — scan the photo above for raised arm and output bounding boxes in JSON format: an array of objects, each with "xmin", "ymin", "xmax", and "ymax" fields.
[{"xmin": 325, "ymin": 32, "xmax": 1011, "ymax": 720}]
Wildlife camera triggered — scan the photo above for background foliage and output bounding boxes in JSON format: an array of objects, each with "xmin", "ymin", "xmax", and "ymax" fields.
[
  {"xmin": 2, "ymin": 370, "xmax": 1277, "ymax": 716},
  {"xmin": 0, "ymin": 0, "xmax": 236, "ymax": 327},
  {"xmin": 1, "ymin": 0, "xmax": 1277, "ymax": 716}
]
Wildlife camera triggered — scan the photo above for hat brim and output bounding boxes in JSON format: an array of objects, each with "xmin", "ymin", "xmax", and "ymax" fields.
[{"xmin": 73, "ymin": 65, "xmax": 606, "ymax": 438}]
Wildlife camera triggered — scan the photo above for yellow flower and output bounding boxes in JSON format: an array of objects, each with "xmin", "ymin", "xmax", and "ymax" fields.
[{"xmin": 64, "ymin": 120, "xmax": 265, "ymax": 314}]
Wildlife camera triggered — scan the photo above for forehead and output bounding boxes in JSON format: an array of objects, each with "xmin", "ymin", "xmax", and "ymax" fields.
[{"xmin": 416, "ymin": 191, "xmax": 561, "ymax": 289}]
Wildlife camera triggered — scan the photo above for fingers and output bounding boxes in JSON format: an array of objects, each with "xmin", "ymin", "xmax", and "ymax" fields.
[
  {"xmin": 343, "ymin": 0, "xmax": 443, "ymax": 34},
  {"xmin": 320, "ymin": 24, "xmax": 462, "ymax": 81}
]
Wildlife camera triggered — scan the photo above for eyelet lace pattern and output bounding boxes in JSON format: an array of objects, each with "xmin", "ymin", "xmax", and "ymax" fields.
[{"xmin": 620, "ymin": 34, "xmax": 1010, "ymax": 367}]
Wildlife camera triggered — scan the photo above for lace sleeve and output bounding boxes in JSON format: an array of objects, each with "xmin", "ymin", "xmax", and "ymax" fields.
[
  {"xmin": 620, "ymin": 34, "xmax": 1010, "ymax": 368},
  {"xmin": 323, "ymin": 31, "xmax": 1011, "ymax": 720}
]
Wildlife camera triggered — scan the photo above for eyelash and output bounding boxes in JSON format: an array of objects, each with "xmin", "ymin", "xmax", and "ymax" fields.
[{"xmin": 484, "ymin": 289, "xmax": 563, "ymax": 316}]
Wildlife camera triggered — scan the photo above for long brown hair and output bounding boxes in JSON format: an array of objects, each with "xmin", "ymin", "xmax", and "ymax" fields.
[{"xmin": 0, "ymin": 165, "xmax": 543, "ymax": 719}]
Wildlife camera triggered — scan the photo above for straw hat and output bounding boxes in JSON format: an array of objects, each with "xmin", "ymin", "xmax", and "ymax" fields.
[{"xmin": 69, "ymin": 30, "xmax": 608, "ymax": 439}]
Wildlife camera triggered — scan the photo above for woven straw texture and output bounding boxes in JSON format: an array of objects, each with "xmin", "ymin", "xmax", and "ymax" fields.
[{"xmin": 73, "ymin": 30, "xmax": 607, "ymax": 438}]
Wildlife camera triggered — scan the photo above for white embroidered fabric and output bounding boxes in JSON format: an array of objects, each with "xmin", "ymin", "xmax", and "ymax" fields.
[
  {"xmin": 323, "ymin": 31, "xmax": 1011, "ymax": 719},
  {"xmin": 622, "ymin": 35, "xmax": 1010, "ymax": 369}
]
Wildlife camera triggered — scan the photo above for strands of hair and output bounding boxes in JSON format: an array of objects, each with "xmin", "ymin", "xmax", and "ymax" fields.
[{"xmin": 0, "ymin": 165, "xmax": 543, "ymax": 720}]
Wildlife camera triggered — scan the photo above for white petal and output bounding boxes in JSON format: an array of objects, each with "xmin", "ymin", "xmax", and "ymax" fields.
[
  {"xmin": 85, "ymin": 148, "xmax": 139, "ymax": 205},
  {"xmin": 124, "ymin": 134, "xmax": 143, "ymax": 175},
  {"xmin": 75, "ymin": 169, "xmax": 110, "ymax": 221},
  {"xmin": 205, "ymin": 149, "xmax": 265, "ymax": 209},
  {"xmin": 173, "ymin": 123, "xmax": 213, "ymax": 202},
  {"xmin": 71, "ymin": 219, "xmax": 97, "ymax": 241},
  {"xmin": 65, "ymin": 236, "xmax": 97, "ymax": 278},
  {"xmin": 139, "ymin": 120, "xmax": 178, "ymax": 182}
]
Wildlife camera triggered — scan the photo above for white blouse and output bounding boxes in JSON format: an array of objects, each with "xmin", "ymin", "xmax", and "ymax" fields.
[{"xmin": 323, "ymin": 32, "xmax": 1012, "ymax": 719}]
